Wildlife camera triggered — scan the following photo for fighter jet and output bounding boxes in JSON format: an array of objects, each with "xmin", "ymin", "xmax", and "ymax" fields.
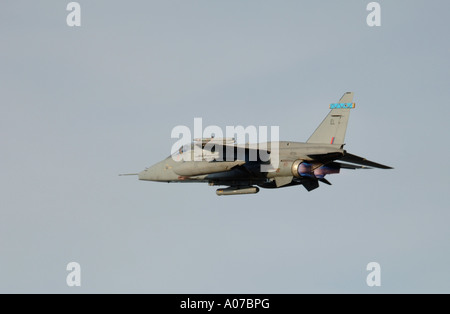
[{"xmin": 122, "ymin": 92, "xmax": 392, "ymax": 195}]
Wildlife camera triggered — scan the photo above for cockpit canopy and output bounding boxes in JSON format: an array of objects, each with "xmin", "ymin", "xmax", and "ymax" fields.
[{"xmin": 173, "ymin": 143, "xmax": 194, "ymax": 156}]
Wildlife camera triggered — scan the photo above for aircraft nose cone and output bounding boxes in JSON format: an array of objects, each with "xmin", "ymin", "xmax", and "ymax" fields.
[
  {"xmin": 138, "ymin": 166, "xmax": 156, "ymax": 181},
  {"xmin": 138, "ymin": 159, "xmax": 177, "ymax": 182}
]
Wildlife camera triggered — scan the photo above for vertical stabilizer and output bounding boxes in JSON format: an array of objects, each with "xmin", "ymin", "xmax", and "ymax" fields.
[{"xmin": 306, "ymin": 92, "xmax": 354, "ymax": 145}]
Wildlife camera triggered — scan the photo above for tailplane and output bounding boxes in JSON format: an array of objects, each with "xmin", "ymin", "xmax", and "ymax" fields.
[{"xmin": 307, "ymin": 92, "xmax": 354, "ymax": 146}]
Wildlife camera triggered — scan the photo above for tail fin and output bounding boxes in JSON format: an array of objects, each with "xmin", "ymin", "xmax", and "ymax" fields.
[{"xmin": 306, "ymin": 92, "xmax": 354, "ymax": 145}]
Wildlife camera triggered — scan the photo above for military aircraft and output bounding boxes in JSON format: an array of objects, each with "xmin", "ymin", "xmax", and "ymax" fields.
[{"xmin": 122, "ymin": 92, "xmax": 392, "ymax": 195}]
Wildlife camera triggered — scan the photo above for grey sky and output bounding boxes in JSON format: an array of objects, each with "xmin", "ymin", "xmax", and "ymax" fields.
[{"xmin": 1, "ymin": 1, "xmax": 449, "ymax": 293}]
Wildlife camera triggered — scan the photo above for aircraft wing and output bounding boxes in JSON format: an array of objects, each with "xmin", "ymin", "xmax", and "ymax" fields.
[
  {"xmin": 198, "ymin": 142, "xmax": 270, "ymax": 151},
  {"xmin": 198, "ymin": 142, "xmax": 271, "ymax": 161}
]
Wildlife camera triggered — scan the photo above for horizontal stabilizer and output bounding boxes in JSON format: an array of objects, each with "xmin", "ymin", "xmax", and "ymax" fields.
[
  {"xmin": 308, "ymin": 152, "xmax": 344, "ymax": 163},
  {"xmin": 338, "ymin": 153, "xmax": 393, "ymax": 169},
  {"xmin": 328, "ymin": 161, "xmax": 371, "ymax": 170}
]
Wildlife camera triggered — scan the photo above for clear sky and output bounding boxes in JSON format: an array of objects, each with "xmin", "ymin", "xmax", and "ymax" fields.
[{"xmin": 1, "ymin": 1, "xmax": 449, "ymax": 293}]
